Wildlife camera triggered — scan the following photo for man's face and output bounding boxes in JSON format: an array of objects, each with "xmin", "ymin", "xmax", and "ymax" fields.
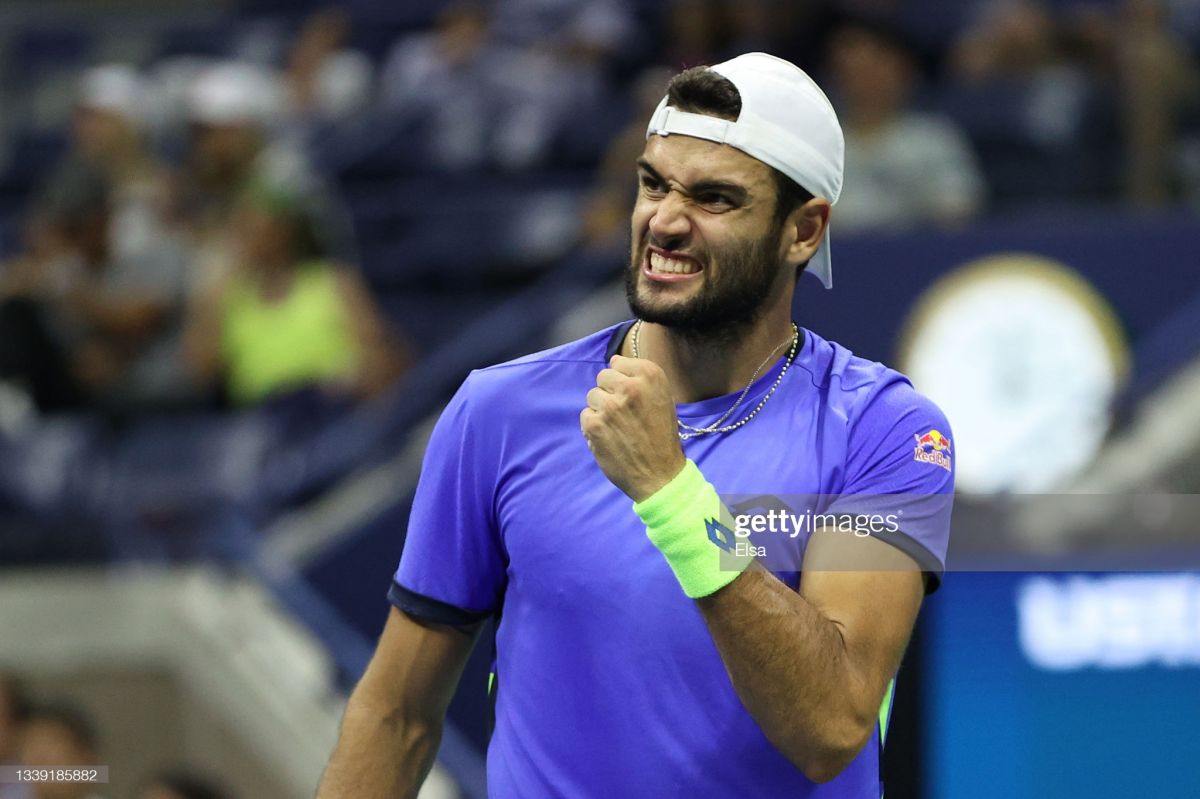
[{"xmin": 627, "ymin": 134, "xmax": 790, "ymax": 339}]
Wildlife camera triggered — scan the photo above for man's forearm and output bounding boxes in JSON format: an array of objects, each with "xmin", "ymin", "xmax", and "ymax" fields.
[
  {"xmin": 316, "ymin": 690, "xmax": 441, "ymax": 799},
  {"xmin": 696, "ymin": 565, "xmax": 876, "ymax": 782}
]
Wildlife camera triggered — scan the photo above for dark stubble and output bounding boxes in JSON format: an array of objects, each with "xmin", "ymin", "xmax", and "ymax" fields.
[{"xmin": 626, "ymin": 222, "xmax": 785, "ymax": 345}]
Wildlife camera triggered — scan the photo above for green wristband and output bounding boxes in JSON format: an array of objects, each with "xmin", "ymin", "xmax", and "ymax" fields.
[{"xmin": 634, "ymin": 460, "xmax": 753, "ymax": 598}]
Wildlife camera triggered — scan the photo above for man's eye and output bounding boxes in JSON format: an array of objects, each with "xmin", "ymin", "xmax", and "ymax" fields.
[
  {"xmin": 639, "ymin": 175, "xmax": 665, "ymax": 193},
  {"xmin": 699, "ymin": 193, "xmax": 734, "ymax": 208}
]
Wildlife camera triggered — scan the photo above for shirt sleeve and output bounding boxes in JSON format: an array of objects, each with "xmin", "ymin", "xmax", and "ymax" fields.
[
  {"xmin": 827, "ymin": 376, "xmax": 955, "ymax": 592},
  {"xmin": 391, "ymin": 373, "xmax": 508, "ymax": 627}
]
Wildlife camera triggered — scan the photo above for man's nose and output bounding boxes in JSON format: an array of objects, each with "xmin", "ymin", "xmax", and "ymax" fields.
[{"xmin": 648, "ymin": 190, "xmax": 692, "ymax": 246}]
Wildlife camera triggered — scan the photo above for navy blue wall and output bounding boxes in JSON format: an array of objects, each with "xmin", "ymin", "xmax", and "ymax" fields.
[{"xmin": 794, "ymin": 210, "xmax": 1200, "ymax": 370}]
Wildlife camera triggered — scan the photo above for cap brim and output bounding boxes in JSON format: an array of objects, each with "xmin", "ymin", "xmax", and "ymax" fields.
[{"xmin": 807, "ymin": 233, "xmax": 833, "ymax": 289}]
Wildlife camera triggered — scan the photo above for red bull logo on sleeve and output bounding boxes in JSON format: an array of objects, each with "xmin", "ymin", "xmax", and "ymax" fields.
[{"xmin": 913, "ymin": 430, "xmax": 952, "ymax": 471}]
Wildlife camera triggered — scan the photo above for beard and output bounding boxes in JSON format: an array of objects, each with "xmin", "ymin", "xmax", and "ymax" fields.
[{"xmin": 625, "ymin": 224, "xmax": 785, "ymax": 344}]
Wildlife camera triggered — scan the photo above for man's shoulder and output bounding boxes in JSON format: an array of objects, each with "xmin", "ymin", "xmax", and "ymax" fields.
[
  {"xmin": 798, "ymin": 328, "xmax": 941, "ymax": 425},
  {"xmin": 795, "ymin": 328, "xmax": 898, "ymax": 395}
]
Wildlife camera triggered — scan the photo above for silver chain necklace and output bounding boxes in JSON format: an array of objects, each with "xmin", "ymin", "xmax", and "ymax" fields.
[{"xmin": 631, "ymin": 320, "xmax": 800, "ymax": 440}]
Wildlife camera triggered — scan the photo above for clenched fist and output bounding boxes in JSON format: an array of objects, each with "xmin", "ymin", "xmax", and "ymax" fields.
[{"xmin": 581, "ymin": 355, "xmax": 687, "ymax": 502}]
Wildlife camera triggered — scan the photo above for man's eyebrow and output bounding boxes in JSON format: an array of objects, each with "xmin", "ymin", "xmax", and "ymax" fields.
[
  {"xmin": 635, "ymin": 158, "xmax": 749, "ymax": 202},
  {"xmin": 635, "ymin": 158, "xmax": 665, "ymax": 183},
  {"xmin": 689, "ymin": 180, "xmax": 748, "ymax": 201}
]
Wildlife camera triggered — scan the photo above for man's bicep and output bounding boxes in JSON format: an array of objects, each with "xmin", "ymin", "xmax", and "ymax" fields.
[
  {"xmin": 799, "ymin": 530, "xmax": 925, "ymax": 694},
  {"xmin": 396, "ymin": 376, "xmax": 508, "ymax": 615},
  {"xmin": 357, "ymin": 606, "xmax": 480, "ymax": 722}
]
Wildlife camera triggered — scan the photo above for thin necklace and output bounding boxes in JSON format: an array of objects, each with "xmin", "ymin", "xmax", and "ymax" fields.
[{"xmin": 631, "ymin": 320, "xmax": 800, "ymax": 440}]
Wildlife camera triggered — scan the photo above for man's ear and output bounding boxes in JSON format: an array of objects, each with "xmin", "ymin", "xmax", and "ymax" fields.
[{"xmin": 782, "ymin": 198, "xmax": 831, "ymax": 268}]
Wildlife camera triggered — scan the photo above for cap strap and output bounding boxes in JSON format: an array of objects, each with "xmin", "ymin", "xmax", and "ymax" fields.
[{"xmin": 649, "ymin": 105, "xmax": 733, "ymax": 145}]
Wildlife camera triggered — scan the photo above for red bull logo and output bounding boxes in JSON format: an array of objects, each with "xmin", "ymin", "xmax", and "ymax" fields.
[{"xmin": 914, "ymin": 429, "xmax": 952, "ymax": 471}]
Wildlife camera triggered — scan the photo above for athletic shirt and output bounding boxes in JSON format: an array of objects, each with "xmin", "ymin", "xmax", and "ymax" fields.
[
  {"xmin": 219, "ymin": 262, "xmax": 358, "ymax": 405},
  {"xmin": 393, "ymin": 322, "xmax": 955, "ymax": 798}
]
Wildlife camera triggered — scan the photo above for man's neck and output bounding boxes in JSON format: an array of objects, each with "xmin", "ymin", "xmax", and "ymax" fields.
[{"xmin": 625, "ymin": 310, "xmax": 798, "ymax": 404}]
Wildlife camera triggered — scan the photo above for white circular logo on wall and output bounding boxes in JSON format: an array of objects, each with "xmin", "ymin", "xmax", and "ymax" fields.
[{"xmin": 899, "ymin": 254, "xmax": 1129, "ymax": 495}]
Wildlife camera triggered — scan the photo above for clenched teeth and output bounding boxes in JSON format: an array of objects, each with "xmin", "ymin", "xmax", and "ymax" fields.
[{"xmin": 649, "ymin": 252, "xmax": 700, "ymax": 274}]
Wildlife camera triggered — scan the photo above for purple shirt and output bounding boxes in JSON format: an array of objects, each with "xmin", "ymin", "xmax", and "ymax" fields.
[{"xmin": 393, "ymin": 322, "xmax": 954, "ymax": 797}]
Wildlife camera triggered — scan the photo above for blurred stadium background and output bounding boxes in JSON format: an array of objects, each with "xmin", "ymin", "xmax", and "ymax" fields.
[{"xmin": 1, "ymin": 0, "xmax": 1199, "ymax": 797}]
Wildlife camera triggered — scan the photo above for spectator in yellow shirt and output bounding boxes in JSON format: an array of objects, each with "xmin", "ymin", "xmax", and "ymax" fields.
[{"xmin": 184, "ymin": 184, "xmax": 408, "ymax": 407}]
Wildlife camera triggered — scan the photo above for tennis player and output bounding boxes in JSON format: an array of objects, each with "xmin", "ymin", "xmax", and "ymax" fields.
[{"xmin": 318, "ymin": 52, "xmax": 954, "ymax": 798}]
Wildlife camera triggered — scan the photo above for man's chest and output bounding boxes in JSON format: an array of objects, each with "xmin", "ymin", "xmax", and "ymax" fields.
[{"xmin": 492, "ymin": 413, "xmax": 843, "ymax": 606}]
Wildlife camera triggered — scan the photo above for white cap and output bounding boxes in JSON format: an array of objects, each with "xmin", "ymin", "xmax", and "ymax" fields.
[
  {"xmin": 79, "ymin": 64, "xmax": 143, "ymax": 123},
  {"xmin": 646, "ymin": 52, "xmax": 844, "ymax": 288},
  {"xmin": 185, "ymin": 61, "xmax": 282, "ymax": 127}
]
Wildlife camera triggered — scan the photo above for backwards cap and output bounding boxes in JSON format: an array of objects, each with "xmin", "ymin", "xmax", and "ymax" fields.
[{"xmin": 646, "ymin": 52, "xmax": 844, "ymax": 288}]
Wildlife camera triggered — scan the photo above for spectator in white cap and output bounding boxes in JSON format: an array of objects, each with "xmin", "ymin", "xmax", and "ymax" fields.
[
  {"xmin": 183, "ymin": 61, "xmax": 288, "ymax": 207},
  {"xmin": 65, "ymin": 65, "xmax": 186, "ymax": 276},
  {"xmin": 177, "ymin": 60, "xmax": 351, "ymax": 293},
  {"xmin": 74, "ymin": 65, "xmax": 143, "ymax": 158}
]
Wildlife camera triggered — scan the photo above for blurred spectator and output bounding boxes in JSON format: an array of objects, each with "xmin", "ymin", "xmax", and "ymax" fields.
[
  {"xmin": 1111, "ymin": 0, "xmax": 1200, "ymax": 205},
  {"xmin": 951, "ymin": 0, "xmax": 1061, "ymax": 82},
  {"xmin": 489, "ymin": 0, "xmax": 636, "ymax": 66},
  {"xmin": 36, "ymin": 65, "xmax": 193, "ymax": 413},
  {"xmin": 183, "ymin": 183, "xmax": 408, "ymax": 408},
  {"xmin": 16, "ymin": 703, "xmax": 105, "ymax": 799},
  {"xmin": 137, "ymin": 771, "xmax": 230, "ymax": 799},
  {"xmin": 379, "ymin": 1, "xmax": 616, "ymax": 172},
  {"xmin": 378, "ymin": 2, "xmax": 496, "ymax": 171},
  {"xmin": 51, "ymin": 65, "xmax": 184, "ymax": 270},
  {"xmin": 0, "ymin": 162, "xmax": 192, "ymax": 415},
  {"xmin": 945, "ymin": 0, "xmax": 1120, "ymax": 204},
  {"xmin": 283, "ymin": 8, "xmax": 372, "ymax": 127},
  {"xmin": 174, "ymin": 59, "xmax": 284, "ymax": 285},
  {"xmin": 174, "ymin": 61, "xmax": 353, "ymax": 291},
  {"xmin": 828, "ymin": 20, "xmax": 986, "ymax": 231},
  {"xmin": 486, "ymin": 0, "xmax": 629, "ymax": 166}
]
